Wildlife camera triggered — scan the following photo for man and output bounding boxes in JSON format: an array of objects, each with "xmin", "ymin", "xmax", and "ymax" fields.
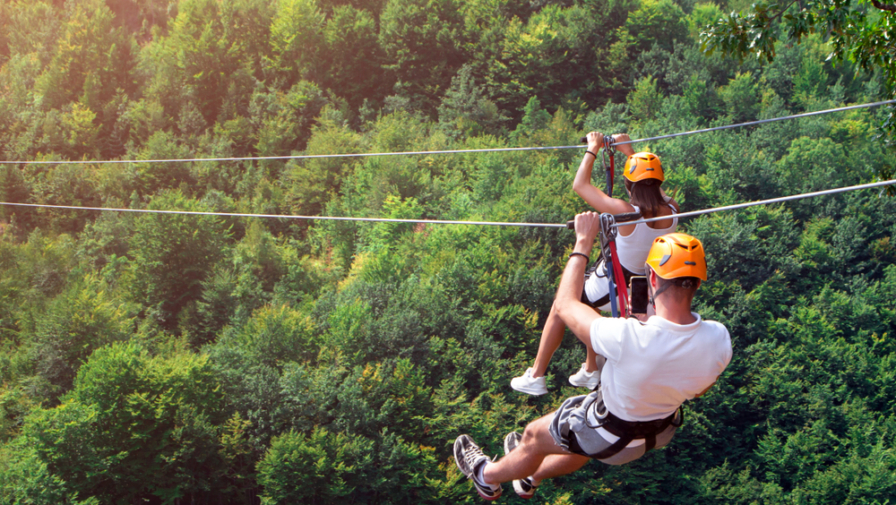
[{"xmin": 453, "ymin": 211, "xmax": 732, "ymax": 500}]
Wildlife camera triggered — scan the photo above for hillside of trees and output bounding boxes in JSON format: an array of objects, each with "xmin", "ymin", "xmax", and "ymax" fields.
[{"xmin": 1, "ymin": 0, "xmax": 895, "ymax": 503}]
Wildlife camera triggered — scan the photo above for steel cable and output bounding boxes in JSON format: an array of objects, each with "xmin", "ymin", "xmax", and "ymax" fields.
[
  {"xmin": 1, "ymin": 179, "xmax": 894, "ymax": 229},
  {"xmin": 1, "ymin": 100, "xmax": 893, "ymax": 166}
]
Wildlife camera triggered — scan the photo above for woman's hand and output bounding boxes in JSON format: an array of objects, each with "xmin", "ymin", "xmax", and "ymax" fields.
[
  {"xmin": 586, "ymin": 131, "xmax": 604, "ymax": 154},
  {"xmin": 612, "ymin": 133, "xmax": 635, "ymax": 157}
]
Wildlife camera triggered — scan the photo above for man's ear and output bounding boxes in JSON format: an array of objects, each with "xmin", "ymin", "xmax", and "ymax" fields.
[{"xmin": 648, "ymin": 269, "xmax": 659, "ymax": 287}]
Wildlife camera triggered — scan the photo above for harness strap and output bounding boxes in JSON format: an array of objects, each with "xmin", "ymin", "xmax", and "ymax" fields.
[
  {"xmin": 607, "ymin": 241, "xmax": 628, "ymax": 318},
  {"xmin": 585, "ymin": 390, "xmax": 681, "ymax": 460},
  {"xmin": 598, "ymin": 214, "xmax": 620, "ymax": 317},
  {"xmin": 602, "ymin": 136, "xmax": 615, "ymax": 196},
  {"xmin": 591, "ymin": 433, "xmax": 634, "ymax": 460}
]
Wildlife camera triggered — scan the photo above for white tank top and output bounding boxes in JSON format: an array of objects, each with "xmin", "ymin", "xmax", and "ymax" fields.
[{"xmin": 616, "ymin": 203, "xmax": 677, "ymax": 274}]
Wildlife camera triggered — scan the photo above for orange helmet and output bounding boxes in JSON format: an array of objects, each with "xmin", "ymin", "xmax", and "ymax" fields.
[
  {"xmin": 645, "ymin": 233, "xmax": 707, "ymax": 280},
  {"xmin": 623, "ymin": 152, "xmax": 664, "ymax": 182}
]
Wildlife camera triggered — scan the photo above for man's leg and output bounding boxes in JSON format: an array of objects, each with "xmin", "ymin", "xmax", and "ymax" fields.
[
  {"xmin": 531, "ymin": 454, "xmax": 590, "ymax": 481},
  {"xmin": 482, "ymin": 414, "xmax": 585, "ymax": 485}
]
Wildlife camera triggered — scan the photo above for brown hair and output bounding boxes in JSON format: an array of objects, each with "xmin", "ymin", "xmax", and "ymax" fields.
[{"xmin": 624, "ymin": 178, "xmax": 666, "ymax": 217}]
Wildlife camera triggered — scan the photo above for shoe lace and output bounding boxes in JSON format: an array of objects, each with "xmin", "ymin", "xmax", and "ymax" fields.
[{"xmin": 465, "ymin": 443, "xmax": 486, "ymax": 467}]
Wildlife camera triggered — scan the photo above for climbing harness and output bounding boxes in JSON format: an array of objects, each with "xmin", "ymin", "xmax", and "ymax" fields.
[
  {"xmin": 594, "ymin": 211, "xmax": 643, "ymax": 317},
  {"xmin": 573, "ymin": 389, "xmax": 684, "ymax": 459}
]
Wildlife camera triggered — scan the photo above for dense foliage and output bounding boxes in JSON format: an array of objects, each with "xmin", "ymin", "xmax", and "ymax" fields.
[{"xmin": 0, "ymin": 0, "xmax": 895, "ymax": 503}]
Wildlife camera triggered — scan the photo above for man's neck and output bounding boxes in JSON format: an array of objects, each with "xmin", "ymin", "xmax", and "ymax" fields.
[{"xmin": 654, "ymin": 300, "xmax": 697, "ymax": 325}]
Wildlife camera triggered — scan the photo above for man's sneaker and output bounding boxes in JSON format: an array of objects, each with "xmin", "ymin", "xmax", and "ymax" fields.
[
  {"xmin": 503, "ymin": 431, "xmax": 538, "ymax": 499},
  {"xmin": 568, "ymin": 363, "xmax": 600, "ymax": 389},
  {"xmin": 453, "ymin": 434, "xmax": 502, "ymax": 500},
  {"xmin": 510, "ymin": 368, "xmax": 548, "ymax": 395}
]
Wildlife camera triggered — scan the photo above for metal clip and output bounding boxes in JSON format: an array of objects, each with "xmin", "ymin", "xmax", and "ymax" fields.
[
  {"xmin": 599, "ymin": 212, "xmax": 618, "ymax": 252},
  {"xmin": 603, "ymin": 135, "xmax": 615, "ymax": 154}
]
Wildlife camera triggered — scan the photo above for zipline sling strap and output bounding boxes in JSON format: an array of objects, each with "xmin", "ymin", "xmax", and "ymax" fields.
[
  {"xmin": 572, "ymin": 389, "xmax": 684, "ymax": 460},
  {"xmin": 598, "ymin": 214, "xmax": 624, "ymax": 317},
  {"xmin": 567, "ymin": 211, "xmax": 641, "ymax": 317},
  {"xmin": 597, "ymin": 211, "xmax": 642, "ymax": 318},
  {"xmin": 602, "ymin": 135, "xmax": 615, "ymax": 197}
]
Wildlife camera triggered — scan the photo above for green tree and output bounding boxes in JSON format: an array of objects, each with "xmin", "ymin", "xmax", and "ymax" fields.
[
  {"xmin": 378, "ymin": 0, "xmax": 466, "ymax": 114},
  {"xmin": 17, "ymin": 343, "xmax": 227, "ymax": 504},
  {"xmin": 267, "ymin": 0, "xmax": 326, "ymax": 87},
  {"xmin": 437, "ymin": 64, "xmax": 508, "ymax": 139},
  {"xmin": 30, "ymin": 276, "xmax": 136, "ymax": 403},
  {"xmin": 320, "ymin": 6, "xmax": 386, "ymax": 109},
  {"xmin": 628, "ymin": 75, "xmax": 664, "ymax": 122},
  {"xmin": 127, "ymin": 191, "xmax": 231, "ymax": 330},
  {"xmin": 625, "ymin": 0, "xmax": 689, "ymax": 53}
]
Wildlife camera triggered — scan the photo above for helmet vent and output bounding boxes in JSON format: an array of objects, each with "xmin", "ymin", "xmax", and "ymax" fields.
[
  {"xmin": 684, "ymin": 261, "xmax": 696, "ymax": 265},
  {"xmin": 659, "ymin": 254, "xmax": 672, "ymax": 266}
]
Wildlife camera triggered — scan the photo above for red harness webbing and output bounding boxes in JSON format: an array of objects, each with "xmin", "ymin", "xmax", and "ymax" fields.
[{"xmin": 607, "ymin": 241, "xmax": 628, "ymax": 318}]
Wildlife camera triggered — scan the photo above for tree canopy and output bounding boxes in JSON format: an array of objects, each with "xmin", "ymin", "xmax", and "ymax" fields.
[{"xmin": 0, "ymin": 0, "xmax": 895, "ymax": 503}]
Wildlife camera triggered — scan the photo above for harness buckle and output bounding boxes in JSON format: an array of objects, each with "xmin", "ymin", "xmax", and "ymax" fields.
[{"xmin": 598, "ymin": 213, "xmax": 617, "ymax": 253}]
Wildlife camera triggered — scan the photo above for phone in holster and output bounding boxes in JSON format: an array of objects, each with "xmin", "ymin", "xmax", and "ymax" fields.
[{"xmin": 629, "ymin": 276, "xmax": 648, "ymax": 315}]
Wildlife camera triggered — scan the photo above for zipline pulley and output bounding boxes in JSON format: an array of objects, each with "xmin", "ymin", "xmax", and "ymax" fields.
[{"xmin": 602, "ymin": 136, "xmax": 616, "ymax": 196}]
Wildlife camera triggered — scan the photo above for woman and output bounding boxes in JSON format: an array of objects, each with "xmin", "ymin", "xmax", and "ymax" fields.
[{"xmin": 511, "ymin": 131, "xmax": 680, "ymax": 395}]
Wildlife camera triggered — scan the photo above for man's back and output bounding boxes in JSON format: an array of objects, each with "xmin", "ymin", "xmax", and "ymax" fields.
[{"xmin": 590, "ymin": 313, "xmax": 732, "ymax": 422}]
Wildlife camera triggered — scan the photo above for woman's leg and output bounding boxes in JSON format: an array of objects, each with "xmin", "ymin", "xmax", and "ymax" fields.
[{"xmin": 530, "ymin": 302, "xmax": 567, "ymax": 377}]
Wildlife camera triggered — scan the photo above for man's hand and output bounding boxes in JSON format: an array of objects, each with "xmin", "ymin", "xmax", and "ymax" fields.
[
  {"xmin": 586, "ymin": 131, "xmax": 604, "ymax": 154},
  {"xmin": 612, "ymin": 133, "xmax": 635, "ymax": 157},
  {"xmin": 573, "ymin": 211, "xmax": 601, "ymax": 250},
  {"xmin": 556, "ymin": 211, "xmax": 605, "ymax": 345}
]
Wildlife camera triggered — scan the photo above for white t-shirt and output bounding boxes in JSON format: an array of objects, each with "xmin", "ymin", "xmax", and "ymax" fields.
[{"xmin": 590, "ymin": 313, "xmax": 732, "ymax": 422}]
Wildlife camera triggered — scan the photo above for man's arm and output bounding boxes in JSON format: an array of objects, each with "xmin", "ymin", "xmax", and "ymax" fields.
[
  {"xmin": 695, "ymin": 380, "xmax": 717, "ymax": 398},
  {"xmin": 555, "ymin": 212, "xmax": 603, "ymax": 348}
]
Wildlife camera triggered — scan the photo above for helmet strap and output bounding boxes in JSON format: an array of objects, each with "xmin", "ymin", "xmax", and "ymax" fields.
[{"xmin": 647, "ymin": 269, "xmax": 674, "ymax": 307}]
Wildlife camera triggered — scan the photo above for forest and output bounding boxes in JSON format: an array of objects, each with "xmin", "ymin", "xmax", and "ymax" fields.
[{"xmin": 0, "ymin": 0, "xmax": 895, "ymax": 503}]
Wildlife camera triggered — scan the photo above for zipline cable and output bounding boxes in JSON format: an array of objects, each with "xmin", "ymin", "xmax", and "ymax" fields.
[
  {"xmin": 2, "ymin": 179, "xmax": 895, "ymax": 229},
  {"xmin": 1, "ymin": 100, "xmax": 894, "ymax": 166},
  {"xmin": 579, "ymin": 99, "xmax": 896, "ymax": 146},
  {"xmin": 609, "ymin": 179, "xmax": 896, "ymax": 228},
  {"xmin": 0, "ymin": 202, "xmax": 567, "ymax": 228}
]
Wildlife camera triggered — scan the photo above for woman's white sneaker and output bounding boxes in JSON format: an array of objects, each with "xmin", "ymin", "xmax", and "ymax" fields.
[
  {"xmin": 568, "ymin": 363, "xmax": 600, "ymax": 389},
  {"xmin": 510, "ymin": 368, "xmax": 548, "ymax": 395}
]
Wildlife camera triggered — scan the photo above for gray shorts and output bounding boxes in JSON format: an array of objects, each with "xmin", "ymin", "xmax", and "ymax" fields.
[{"xmin": 548, "ymin": 390, "xmax": 678, "ymax": 465}]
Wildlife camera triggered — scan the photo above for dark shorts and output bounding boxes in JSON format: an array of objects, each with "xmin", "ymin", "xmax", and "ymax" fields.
[{"xmin": 548, "ymin": 390, "xmax": 679, "ymax": 465}]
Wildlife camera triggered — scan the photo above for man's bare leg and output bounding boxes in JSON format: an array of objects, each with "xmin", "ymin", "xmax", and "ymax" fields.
[
  {"xmin": 532, "ymin": 453, "xmax": 590, "ymax": 481},
  {"xmin": 482, "ymin": 414, "xmax": 582, "ymax": 485}
]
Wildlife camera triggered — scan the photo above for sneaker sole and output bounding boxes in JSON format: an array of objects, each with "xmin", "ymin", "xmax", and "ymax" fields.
[
  {"xmin": 512, "ymin": 481, "xmax": 535, "ymax": 499},
  {"xmin": 454, "ymin": 437, "xmax": 502, "ymax": 501},
  {"xmin": 568, "ymin": 378, "xmax": 600, "ymax": 388},
  {"xmin": 476, "ymin": 488, "xmax": 502, "ymax": 501},
  {"xmin": 510, "ymin": 380, "xmax": 547, "ymax": 396}
]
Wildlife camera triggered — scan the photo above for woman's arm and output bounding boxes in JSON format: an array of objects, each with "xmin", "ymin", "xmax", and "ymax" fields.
[{"xmin": 573, "ymin": 132, "xmax": 635, "ymax": 214}]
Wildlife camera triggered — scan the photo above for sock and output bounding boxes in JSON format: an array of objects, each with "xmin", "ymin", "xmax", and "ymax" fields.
[
  {"xmin": 530, "ymin": 477, "xmax": 541, "ymax": 487},
  {"xmin": 477, "ymin": 461, "xmax": 498, "ymax": 488}
]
